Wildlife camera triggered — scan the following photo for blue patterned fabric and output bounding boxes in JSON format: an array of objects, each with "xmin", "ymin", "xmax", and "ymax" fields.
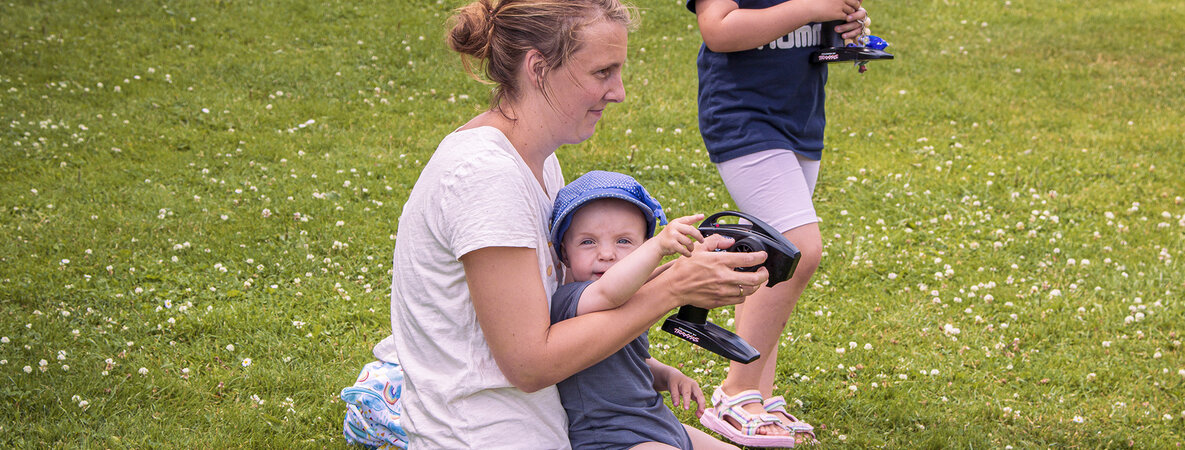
[
  {"xmin": 341, "ymin": 360, "xmax": 409, "ymax": 449},
  {"xmin": 550, "ymin": 170, "xmax": 668, "ymax": 260}
]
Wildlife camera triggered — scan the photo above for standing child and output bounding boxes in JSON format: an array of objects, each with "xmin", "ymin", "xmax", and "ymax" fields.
[
  {"xmin": 549, "ymin": 170, "xmax": 737, "ymax": 450},
  {"xmin": 687, "ymin": 0, "xmax": 872, "ymax": 446}
]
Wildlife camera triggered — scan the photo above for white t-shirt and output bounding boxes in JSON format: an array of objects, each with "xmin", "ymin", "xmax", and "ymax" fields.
[{"xmin": 382, "ymin": 126, "xmax": 568, "ymax": 449}]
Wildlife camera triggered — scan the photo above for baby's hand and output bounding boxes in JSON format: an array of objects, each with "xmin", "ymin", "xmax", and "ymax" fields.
[
  {"xmin": 663, "ymin": 369, "xmax": 707, "ymax": 417},
  {"xmin": 655, "ymin": 214, "xmax": 705, "ymax": 258}
]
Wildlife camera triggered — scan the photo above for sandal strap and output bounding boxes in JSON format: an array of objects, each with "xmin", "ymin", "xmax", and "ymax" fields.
[
  {"xmin": 763, "ymin": 396, "xmax": 789, "ymax": 414},
  {"xmin": 712, "ymin": 388, "xmax": 764, "ymax": 408},
  {"xmin": 710, "ymin": 388, "xmax": 792, "ymax": 436},
  {"xmin": 763, "ymin": 395, "xmax": 816, "ymax": 434}
]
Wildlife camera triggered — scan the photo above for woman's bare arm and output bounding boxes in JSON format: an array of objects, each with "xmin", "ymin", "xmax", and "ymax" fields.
[{"xmin": 463, "ymin": 234, "xmax": 768, "ymax": 392}]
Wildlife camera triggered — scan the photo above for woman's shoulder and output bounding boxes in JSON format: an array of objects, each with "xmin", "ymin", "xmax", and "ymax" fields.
[
  {"xmin": 426, "ymin": 127, "xmax": 513, "ymax": 169},
  {"xmin": 420, "ymin": 128, "xmax": 531, "ymax": 198},
  {"xmin": 436, "ymin": 126, "xmax": 516, "ymax": 161}
]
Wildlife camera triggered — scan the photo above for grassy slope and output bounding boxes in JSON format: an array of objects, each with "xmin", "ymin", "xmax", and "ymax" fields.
[{"xmin": 1, "ymin": 0, "xmax": 1182, "ymax": 447}]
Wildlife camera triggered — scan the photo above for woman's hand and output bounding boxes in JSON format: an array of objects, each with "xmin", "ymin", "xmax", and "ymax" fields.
[{"xmin": 656, "ymin": 234, "xmax": 770, "ymax": 310}]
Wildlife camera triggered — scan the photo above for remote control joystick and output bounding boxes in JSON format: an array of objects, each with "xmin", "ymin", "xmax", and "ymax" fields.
[{"xmin": 660, "ymin": 212, "xmax": 801, "ymax": 363}]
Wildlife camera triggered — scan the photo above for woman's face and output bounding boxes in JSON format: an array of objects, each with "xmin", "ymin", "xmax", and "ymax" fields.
[{"xmin": 543, "ymin": 19, "xmax": 628, "ymax": 145}]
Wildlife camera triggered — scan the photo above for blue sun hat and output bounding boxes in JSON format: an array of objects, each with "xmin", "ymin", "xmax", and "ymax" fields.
[{"xmin": 551, "ymin": 170, "xmax": 668, "ymax": 260}]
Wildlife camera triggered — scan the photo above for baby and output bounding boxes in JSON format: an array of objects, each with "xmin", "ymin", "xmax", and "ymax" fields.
[{"xmin": 549, "ymin": 170, "xmax": 737, "ymax": 449}]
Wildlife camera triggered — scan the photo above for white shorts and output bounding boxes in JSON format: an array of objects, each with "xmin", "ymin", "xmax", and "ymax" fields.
[{"xmin": 715, "ymin": 149, "xmax": 820, "ymax": 234}]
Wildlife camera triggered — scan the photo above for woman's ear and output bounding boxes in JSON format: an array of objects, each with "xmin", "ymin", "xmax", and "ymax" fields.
[{"xmin": 523, "ymin": 49, "xmax": 548, "ymax": 91}]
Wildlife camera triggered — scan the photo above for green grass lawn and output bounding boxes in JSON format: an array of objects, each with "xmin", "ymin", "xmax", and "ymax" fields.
[{"xmin": 2, "ymin": 0, "xmax": 1183, "ymax": 447}]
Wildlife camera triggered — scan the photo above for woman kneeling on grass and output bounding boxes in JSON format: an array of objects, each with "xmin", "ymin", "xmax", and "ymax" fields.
[{"xmin": 344, "ymin": 0, "xmax": 771, "ymax": 448}]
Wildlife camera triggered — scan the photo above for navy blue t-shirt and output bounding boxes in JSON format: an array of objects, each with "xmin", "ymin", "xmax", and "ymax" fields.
[
  {"xmin": 688, "ymin": 0, "xmax": 828, "ymax": 162},
  {"xmin": 550, "ymin": 281, "xmax": 693, "ymax": 450}
]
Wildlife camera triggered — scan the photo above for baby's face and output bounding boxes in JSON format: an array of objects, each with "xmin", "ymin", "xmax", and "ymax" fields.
[{"xmin": 561, "ymin": 199, "xmax": 647, "ymax": 282}]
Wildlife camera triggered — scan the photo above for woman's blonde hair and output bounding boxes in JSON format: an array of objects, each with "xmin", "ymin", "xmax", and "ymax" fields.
[{"xmin": 447, "ymin": 0, "xmax": 637, "ymax": 111}]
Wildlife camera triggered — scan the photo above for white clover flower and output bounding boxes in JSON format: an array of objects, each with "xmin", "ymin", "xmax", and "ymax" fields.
[
  {"xmin": 138, "ymin": 367, "xmax": 148, "ymax": 375},
  {"xmin": 226, "ymin": 344, "xmax": 235, "ymax": 352},
  {"xmin": 24, "ymin": 365, "xmax": 32, "ymax": 373}
]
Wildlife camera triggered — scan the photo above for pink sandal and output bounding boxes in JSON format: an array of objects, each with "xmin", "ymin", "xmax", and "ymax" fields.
[
  {"xmin": 699, "ymin": 388, "xmax": 797, "ymax": 448},
  {"xmin": 763, "ymin": 396, "xmax": 817, "ymax": 443}
]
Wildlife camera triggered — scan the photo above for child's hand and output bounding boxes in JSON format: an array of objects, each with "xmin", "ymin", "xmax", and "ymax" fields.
[
  {"xmin": 802, "ymin": 0, "xmax": 863, "ymax": 23},
  {"xmin": 663, "ymin": 369, "xmax": 707, "ymax": 417},
  {"xmin": 836, "ymin": 6, "xmax": 870, "ymax": 41},
  {"xmin": 655, "ymin": 214, "xmax": 705, "ymax": 258}
]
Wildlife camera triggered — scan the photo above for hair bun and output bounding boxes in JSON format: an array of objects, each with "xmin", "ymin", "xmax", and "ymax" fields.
[{"xmin": 447, "ymin": 0, "xmax": 495, "ymax": 60}]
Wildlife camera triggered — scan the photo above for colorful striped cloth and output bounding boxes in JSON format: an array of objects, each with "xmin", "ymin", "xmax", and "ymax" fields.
[{"xmin": 341, "ymin": 360, "xmax": 408, "ymax": 448}]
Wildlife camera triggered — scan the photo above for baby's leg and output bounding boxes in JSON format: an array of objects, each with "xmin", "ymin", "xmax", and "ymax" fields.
[
  {"xmin": 629, "ymin": 442, "xmax": 680, "ymax": 449},
  {"xmin": 684, "ymin": 425, "xmax": 740, "ymax": 450}
]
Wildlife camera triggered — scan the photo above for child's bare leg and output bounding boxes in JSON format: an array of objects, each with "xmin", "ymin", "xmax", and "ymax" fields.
[
  {"xmin": 760, "ymin": 340, "xmax": 780, "ymax": 398},
  {"xmin": 684, "ymin": 424, "xmax": 739, "ymax": 450},
  {"xmin": 629, "ymin": 442, "xmax": 680, "ymax": 449},
  {"xmin": 719, "ymin": 223, "xmax": 822, "ymax": 440}
]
